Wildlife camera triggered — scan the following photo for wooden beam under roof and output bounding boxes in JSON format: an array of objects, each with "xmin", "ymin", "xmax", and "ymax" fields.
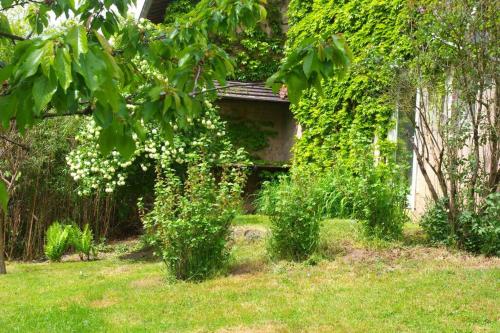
[{"xmin": 140, "ymin": 0, "xmax": 172, "ymax": 23}]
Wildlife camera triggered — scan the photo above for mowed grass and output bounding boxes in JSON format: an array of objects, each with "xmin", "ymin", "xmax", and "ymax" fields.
[{"xmin": 1, "ymin": 218, "xmax": 499, "ymax": 333}]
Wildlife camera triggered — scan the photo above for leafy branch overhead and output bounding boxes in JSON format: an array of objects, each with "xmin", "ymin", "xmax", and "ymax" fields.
[{"xmin": 0, "ymin": 0, "xmax": 351, "ymax": 160}]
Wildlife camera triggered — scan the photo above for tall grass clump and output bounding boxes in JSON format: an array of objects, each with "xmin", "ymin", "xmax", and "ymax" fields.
[
  {"xmin": 257, "ymin": 170, "xmax": 323, "ymax": 261},
  {"xmin": 317, "ymin": 157, "xmax": 409, "ymax": 240}
]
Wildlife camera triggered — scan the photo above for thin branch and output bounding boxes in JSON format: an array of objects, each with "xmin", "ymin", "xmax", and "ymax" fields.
[
  {"xmin": 0, "ymin": 134, "xmax": 29, "ymax": 151},
  {"xmin": 40, "ymin": 107, "xmax": 93, "ymax": 119}
]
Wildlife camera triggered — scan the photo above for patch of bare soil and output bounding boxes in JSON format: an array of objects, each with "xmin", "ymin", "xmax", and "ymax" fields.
[
  {"xmin": 130, "ymin": 276, "xmax": 163, "ymax": 288},
  {"xmin": 340, "ymin": 244, "xmax": 500, "ymax": 269},
  {"xmin": 231, "ymin": 225, "xmax": 268, "ymax": 243},
  {"xmin": 89, "ymin": 298, "xmax": 118, "ymax": 308},
  {"xmin": 118, "ymin": 245, "xmax": 156, "ymax": 261},
  {"xmin": 214, "ymin": 323, "xmax": 288, "ymax": 333},
  {"xmin": 229, "ymin": 259, "xmax": 268, "ymax": 276}
]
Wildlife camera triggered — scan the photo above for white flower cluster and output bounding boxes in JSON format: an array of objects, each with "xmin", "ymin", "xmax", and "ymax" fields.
[{"xmin": 66, "ymin": 102, "xmax": 248, "ymax": 196}]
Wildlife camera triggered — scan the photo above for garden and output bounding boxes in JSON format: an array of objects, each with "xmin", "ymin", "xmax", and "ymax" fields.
[{"xmin": 0, "ymin": 0, "xmax": 499, "ymax": 332}]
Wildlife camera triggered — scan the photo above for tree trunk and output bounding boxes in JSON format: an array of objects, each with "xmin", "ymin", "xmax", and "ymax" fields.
[{"xmin": 0, "ymin": 215, "xmax": 6, "ymax": 274}]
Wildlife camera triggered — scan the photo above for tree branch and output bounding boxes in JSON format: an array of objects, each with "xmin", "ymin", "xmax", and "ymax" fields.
[{"xmin": 0, "ymin": 31, "xmax": 26, "ymax": 41}]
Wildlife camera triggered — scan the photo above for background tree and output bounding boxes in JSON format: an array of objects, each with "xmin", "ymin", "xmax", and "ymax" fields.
[{"xmin": 399, "ymin": 0, "xmax": 499, "ymax": 253}]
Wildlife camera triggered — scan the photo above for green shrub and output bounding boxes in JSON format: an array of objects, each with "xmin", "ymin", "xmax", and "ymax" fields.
[
  {"xmin": 421, "ymin": 193, "xmax": 500, "ymax": 256},
  {"xmin": 44, "ymin": 222, "xmax": 72, "ymax": 261},
  {"xmin": 143, "ymin": 163, "xmax": 247, "ymax": 281},
  {"xmin": 421, "ymin": 199, "xmax": 454, "ymax": 246},
  {"xmin": 257, "ymin": 171, "xmax": 322, "ymax": 261},
  {"xmin": 70, "ymin": 224, "xmax": 96, "ymax": 260},
  {"xmin": 476, "ymin": 193, "xmax": 500, "ymax": 256}
]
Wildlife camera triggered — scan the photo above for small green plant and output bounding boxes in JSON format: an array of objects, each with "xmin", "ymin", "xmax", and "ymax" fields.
[
  {"xmin": 70, "ymin": 224, "xmax": 96, "ymax": 261},
  {"xmin": 421, "ymin": 199, "xmax": 454, "ymax": 246},
  {"xmin": 44, "ymin": 222, "xmax": 72, "ymax": 261},
  {"xmin": 257, "ymin": 171, "xmax": 323, "ymax": 261}
]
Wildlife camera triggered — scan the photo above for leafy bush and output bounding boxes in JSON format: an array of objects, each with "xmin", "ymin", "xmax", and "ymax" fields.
[
  {"xmin": 421, "ymin": 193, "xmax": 500, "ymax": 256},
  {"xmin": 420, "ymin": 199, "xmax": 453, "ymax": 246},
  {"xmin": 70, "ymin": 224, "xmax": 96, "ymax": 261},
  {"xmin": 143, "ymin": 163, "xmax": 247, "ymax": 281},
  {"xmin": 257, "ymin": 171, "xmax": 323, "ymax": 261},
  {"xmin": 44, "ymin": 222, "xmax": 72, "ymax": 261}
]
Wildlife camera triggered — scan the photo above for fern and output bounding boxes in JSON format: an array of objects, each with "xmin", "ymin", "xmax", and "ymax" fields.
[{"xmin": 44, "ymin": 222, "xmax": 71, "ymax": 261}]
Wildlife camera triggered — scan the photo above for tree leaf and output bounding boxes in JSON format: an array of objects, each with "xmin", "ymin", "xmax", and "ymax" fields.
[
  {"xmin": 66, "ymin": 26, "xmax": 88, "ymax": 60},
  {"xmin": 32, "ymin": 75, "xmax": 57, "ymax": 113},
  {"xmin": 0, "ymin": 94, "xmax": 17, "ymax": 128},
  {"xmin": 15, "ymin": 45, "xmax": 44, "ymax": 81},
  {"xmin": 94, "ymin": 31, "xmax": 112, "ymax": 54},
  {"xmin": 40, "ymin": 40, "xmax": 55, "ymax": 76},
  {"xmin": 116, "ymin": 131, "xmax": 136, "ymax": 159},
  {"xmin": 0, "ymin": 13, "xmax": 12, "ymax": 34},
  {"xmin": 54, "ymin": 46, "xmax": 72, "ymax": 91}
]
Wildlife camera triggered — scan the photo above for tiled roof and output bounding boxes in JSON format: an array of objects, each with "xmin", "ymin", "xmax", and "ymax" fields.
[{"xmin": 215, "ymin": 81, "xmax": 289, "ymax": 103}]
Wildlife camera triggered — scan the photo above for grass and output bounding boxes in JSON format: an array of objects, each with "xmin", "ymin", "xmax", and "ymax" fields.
[{"xmin": 1, "ymin": 217, "xmax": 499, "ymax": 333}]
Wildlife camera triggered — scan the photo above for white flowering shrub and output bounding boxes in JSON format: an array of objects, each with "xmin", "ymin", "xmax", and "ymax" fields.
[{"xmin": 67, "ymin": 101, "xmax": 247, "ymax": 196}]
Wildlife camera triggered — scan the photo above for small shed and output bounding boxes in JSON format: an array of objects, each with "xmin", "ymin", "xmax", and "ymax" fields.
[{"xmin": 216, "ymin": 82, "xmax": 298, "ymax": 211}]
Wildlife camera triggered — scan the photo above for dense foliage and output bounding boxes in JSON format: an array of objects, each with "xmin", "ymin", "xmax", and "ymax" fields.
[
  {"xmin": 164, "ymin": 0, "xmax": 286, "ymax": 82},
  {"xmin": 286, "ymin": 0, "xmax": 411, "ymax": 167},
  {"xmin": 421, "ymin": 193, "xmax": 500, "ymax": 256}
]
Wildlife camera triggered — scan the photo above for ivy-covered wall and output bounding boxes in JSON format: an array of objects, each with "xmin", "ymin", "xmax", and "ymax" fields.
[{"xmin": 287, "ymin": 0, "xmax": 412, "ymax": 167}]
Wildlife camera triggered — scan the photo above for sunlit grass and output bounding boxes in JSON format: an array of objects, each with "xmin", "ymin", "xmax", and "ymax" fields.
[{"xmin": 1, "ymin": 218, "xmax": 499, "ymax": 333}]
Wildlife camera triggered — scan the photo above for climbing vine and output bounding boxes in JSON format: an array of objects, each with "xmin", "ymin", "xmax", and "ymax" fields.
[{"xmin": 287, "ymin": 0, "xmax": 412, "ymax": 167}]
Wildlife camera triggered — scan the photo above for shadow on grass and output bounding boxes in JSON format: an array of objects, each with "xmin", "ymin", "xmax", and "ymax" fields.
[{"xmin": 118, "ymin": 245, "xmax": 158, "ymax": 262}]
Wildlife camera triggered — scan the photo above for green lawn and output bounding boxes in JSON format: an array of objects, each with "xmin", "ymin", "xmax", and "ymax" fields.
[{"xmin": 1, "ymin": 218, "xmax": 499, "ymax": 333}]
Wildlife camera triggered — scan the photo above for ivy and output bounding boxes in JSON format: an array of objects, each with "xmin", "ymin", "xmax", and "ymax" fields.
[
  {"xmin": 287, "ymin": 0, "xmax": 412, "ymax": 167},
  {"xmin": 225, "ymin": 118, "xmax": 277, "ymax": 157}
]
